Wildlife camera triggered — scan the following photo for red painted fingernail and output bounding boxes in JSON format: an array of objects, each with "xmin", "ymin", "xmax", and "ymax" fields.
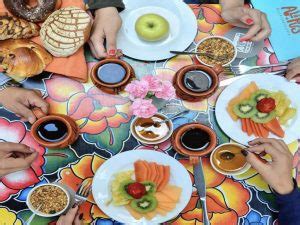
[
  {"xmin": 108, "ymin": 49, "xmax": 116, "ymax": 55},
  {"xmin": 246, "ymin": 18, "xmax": 254, "ymax": 25}
]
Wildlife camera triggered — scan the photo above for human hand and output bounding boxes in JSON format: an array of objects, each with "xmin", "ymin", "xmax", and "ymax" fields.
[
  {"xmin": 57, "ymin": 205, "xmax": 83, "ymax": 225},
  {"xmin": 88, "ymin": 7, "xmax": 122, "ymax": 58},
  {"xmin": 221, "ymin": 7, "xmax": 271, "ymax": 42},
  {"xmin": 243, "ymin": 138, "xmax": 294, "ymax": 195},
  {"xmin": 286, "ymin": 58, "xmax": 300, "ymax": 81},
  {"xmin": 0, "ymin": 142, "xmax": 38, "ymax": 177},
  {"xmin": 0, "ymin": 87, "xmax": 49, "ymax": 124}
]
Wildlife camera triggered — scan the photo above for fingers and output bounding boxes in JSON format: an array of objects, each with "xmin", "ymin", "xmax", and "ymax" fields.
[
  {"xmin": 286, "ymin": 59, "xmax": 300, "ymax": 80},
  {"xmin": 89, "ymin": 32, "xmax": 107, "ymax": 58},
  {"xmin": 249, "ymin": 138, "xmax": 289, "ymax": 153},
  {"xmin": 251, "ymin": 13, "xmax": 271, "ymax": 42},
  {"xmin": 74, "ymin": 212, "xmax": 83, "ymax": 225},
  {"xmin": 240, "ymin": 8, "xmax": 271, "ymax": 42},
  {"xmin": 244, "ymin": 150, "xmax": 270, "ymax": 174},
  {"xmin": 0, "ymin": 152, "xmax": 37, "ymax": 173},
  {"xmin": 28, "ymin": 91, "xmax": 49, "ymax": 114},
  {"xmin": 15, "ymin": 103, "xmax": 36, "ymax": 124},
  {"xmin": 105, "ymin": 29, "xmax": 118, "ymax": 54},
  {"xmin": 0, "ymin": 142, "xmax": 33, "ymax": 153},
  {"xmin": 57, "ymin": 205, "xmax": 79, "ymax": 225},
  {"xmin": 247, "ymin": 143, "xmax": 281, "ymax": 161}
]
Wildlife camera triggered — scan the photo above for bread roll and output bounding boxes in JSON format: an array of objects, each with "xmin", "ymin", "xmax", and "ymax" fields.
[
  {"xmin": 0, "ymin": 14, "xmax": 40, "ymax": 40},
  {"xmin": 0, "ymin": 39, "xmax": 52, "ymax": 78},
  {"xmin": 40, "ymin": 7, "xmax": 91, "ymax": 57}
]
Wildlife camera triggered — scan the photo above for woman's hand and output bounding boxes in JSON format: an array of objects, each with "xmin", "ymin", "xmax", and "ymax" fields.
[
  {"xmin": 286, "ymin": 58, "xmax": 300, "ymax": 81},
  {"xmin": 57, "ymin": 205, "xmax": 83, "ymax": 225},
  {"xmin": 243, "ymin": 138, "xmax": 294, "ymax": 195},
  {"xmin": 88, "ymin": 7, "xmax": 122, "ymax": 58},
  {"xmin": 0, "ymin": 87, "xmax": 49, "ymax": 124},
  {"xmin": 220, "ymin": 0, "xmax": 271, "ymax": 42},
  {"xmin": 0, "ymin": 142, "xmax": 38, "ymax": 176}
]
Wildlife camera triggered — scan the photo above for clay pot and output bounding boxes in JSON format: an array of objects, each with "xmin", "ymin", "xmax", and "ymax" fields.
[
  {"xmin": 171, "ymin": 122, "xmax": 217, "ymax": 165},
  {"xmin": 173, "ymin": 64, "xmax": 223, "ymax": 102},
  {"xmin": 90, "ymin": 54, "xmax": 135, "ymax": 94},
  {"xmin": 30, "ymin": 108, "xmax": 79, "ymax": 148}
]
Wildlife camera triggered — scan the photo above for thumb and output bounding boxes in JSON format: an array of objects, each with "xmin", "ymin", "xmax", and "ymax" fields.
[
  {"xmin": 106, "ymin": 33, "xmax": 117, "ymax": 56},
  {"xmin": 243, "ymin": 150, "xmax": 269, "ymax": 174}
]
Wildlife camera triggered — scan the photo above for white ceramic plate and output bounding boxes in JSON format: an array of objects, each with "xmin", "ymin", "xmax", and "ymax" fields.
[
  {"xmin": 92, "ymin": 150, "xmax": 192, "ymax": 224},
  {"xmin": 215, "ymin": 74, "xmax": 300, "ymax": 145},
  {"xmin": 117, "ymin": 0, "xmax": 198, "ymax": 61}
]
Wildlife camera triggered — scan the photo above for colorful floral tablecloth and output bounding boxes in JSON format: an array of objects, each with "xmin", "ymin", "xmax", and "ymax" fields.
[{"xmin": 0, "ymin": 4, "xmax": 299, "ymax": 225}]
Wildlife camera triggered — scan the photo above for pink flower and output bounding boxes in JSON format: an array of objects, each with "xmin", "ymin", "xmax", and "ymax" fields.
[
  {"xmin": 125, "ymin": 80, "xmax": 149, "ymax": 100},
  {"xmin": 141, "ymin": 75, "xmax": 161, "ymax": 92},
  {"xmin": 130, "ymin": 99, "xmax": 158, "ymax": 118},
  {"xmin": 155, "ymin": 81, "xmax": 176, "ymax": 100}
]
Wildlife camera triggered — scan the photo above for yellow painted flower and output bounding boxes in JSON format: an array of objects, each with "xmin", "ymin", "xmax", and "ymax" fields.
[{"xmin": 0, "ymin": 207, "xmax": 22, "ymax": 225}]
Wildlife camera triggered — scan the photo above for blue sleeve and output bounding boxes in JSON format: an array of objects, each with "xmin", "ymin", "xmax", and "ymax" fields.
[
  {"xmin": 0, "ymin": 73, "xmax": 12, "ymax": 86},
  {"xmin": 275, "ymin": 180, "xmax": 300, "ymax": 225}
]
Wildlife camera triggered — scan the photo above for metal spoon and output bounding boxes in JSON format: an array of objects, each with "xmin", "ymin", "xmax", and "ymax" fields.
[{"xmin": 153, "ymin": 109, "xmax": 190, "ymax": 127}]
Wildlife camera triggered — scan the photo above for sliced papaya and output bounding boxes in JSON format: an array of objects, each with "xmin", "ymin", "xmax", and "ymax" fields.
[
  {"xmin": 160, "ymin": 185, "xmax": 182, "ymax": 202},
  {"xmin": 148, "ymin": 162, "xmax": 157, "ymax": 182},
  {"xmin": 143, "ymin": 160, "xmax": 151, "ymax": 181},
  {"xmin": 241, "ymin": 118, "xmax": 247, "ymax": 133},
  {"xmin": 257, "ymin": 123, "xmax": 269, "ymax": 138},
  {"xmin": 253, "ymin": 122, "xmax": 263, "ymax": 137},
  {"xmin": 134, "ymin": 160, "xmax": 146, "ymax": 182},
  {"xmin": 153, "ymin": 163, "xmax": 161, "ymax": 187},
  {"xmin": 245, "ymin": 118, "xmax": 253, "ymax": 136},
  {"xmin": 157, "ymin": 166, "xmax": 170, "ymax": 191},
  {"xmin": 156, "ymin": 165, "xmax": 164, "ymax": 191},
  {"xmin": 249, "ymin": 119, "xmax": 258, "ymax": 137},
  {"xmin": 263, "ymin": 118, "xmax": 285, "ymax": 138},
  {"xmin": 125, "ymin": 205, "xmax": 143, "ymax": 220}
]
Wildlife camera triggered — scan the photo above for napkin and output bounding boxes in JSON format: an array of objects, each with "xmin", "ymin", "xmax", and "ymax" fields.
[{"xmin": 0, "ymin": 0, "xmax": 89, "ymax": 82}]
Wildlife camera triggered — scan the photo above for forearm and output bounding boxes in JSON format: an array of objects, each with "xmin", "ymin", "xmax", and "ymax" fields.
[
  {"xmin": 87, "ymin": 0, "xmax": 125, "ymax": 11},
  {"xmin": 220, "ymin": 0, "xmax": 244, "ymax": 9}
]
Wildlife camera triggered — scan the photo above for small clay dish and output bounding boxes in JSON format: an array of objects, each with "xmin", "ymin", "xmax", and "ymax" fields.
[
  {"xmin": 210, "ymin": 143, "xmax": 251, "ymax": 176},
  {"xmin": 130, "ymin": 113, "xmax": 173, "ymax": 145},
  {"xmin": 171, "ymin": 122, "xmax": 217, "ymax": 165},
  {"xmin": 195, "ymin": 36, "xmax": 237, "ymax": 67},
  {"xmin": 26, "ymin": 183, "xmax": 70, "ymax": 217},
  {"xmin": 30, "ymin": 108, "xmax": 79, "ymax": 149},
  {"xmin": 90, "ymin": 54, "xmax": 135, "ymax": 94},
  {"xmin": 173, "ymin": 64, "xmax": 223, "ymax": 102}
]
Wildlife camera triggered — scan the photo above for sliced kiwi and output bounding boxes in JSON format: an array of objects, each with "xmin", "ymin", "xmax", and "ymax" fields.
[
  {"xmin": 250, "ymin": 90, "xmax": 270, "ymax": 102},
  {"xmin": 130, "ymin": 195, "xmax": 158, "ymax": 213},
  {"xmin": 233, "ymin": 100, "xmax": 257, "ymax": 118},
  {"xmin": 118, "ymin": 180, "xmax": 135, "ymax": 200},
  {"xmin": 142, "ymin": 181, "xmax": 156, "ymax": 195},
  {"xmin": 251, "ymin": 111, "xmax": 276, "ymax": 123}
]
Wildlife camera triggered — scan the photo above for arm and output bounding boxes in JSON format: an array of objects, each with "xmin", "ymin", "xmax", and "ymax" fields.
[
  {"xmin": 286, "ymin": 58, "xmax": 300, "ymax": 81},
  {"xmin": 275, "ymin": 180, "xmax": 300, "ymax": 225},
  {"xmin": 87, "ymin": 0, "xmax": 124, "ymax": 11}
]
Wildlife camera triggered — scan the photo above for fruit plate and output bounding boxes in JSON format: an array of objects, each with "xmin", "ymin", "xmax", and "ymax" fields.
[
  {"xmin": 92, "ymin": 150, "xmax": 193, "ymax": 224},
  {"xmin": 117, "ymin": 0, "xmax": 198, "ymax": 61},
  {"xmin": 215, "ymin": 74, "xmax": 300, "ymax": 145}
]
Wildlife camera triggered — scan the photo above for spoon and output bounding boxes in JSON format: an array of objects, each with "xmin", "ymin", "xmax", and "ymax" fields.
[
  {"xmin": 153, "ymin": 109, "xmax": 190, "ymax": 127},
  {"xmin": 220, "ymin": 150, "xmax": 268, "ymax": 163},
  {"xmin": 26, "ymin": 204, "xmax": 42, "ymax": 224}
]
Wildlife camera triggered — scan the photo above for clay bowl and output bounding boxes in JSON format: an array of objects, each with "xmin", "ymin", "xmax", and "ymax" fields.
[
  {"xmin": 90, "ymin": 55, "xmax": 135, "ymax": 94},
  {"xmin": 30, "ymin": 108, "xmax": 79, "ymax": 149},
  {"xmin": 173, "ymin": 64, "xmax": 223, "ymax": 102},
  {"xmin": 171, "ymin": 122, "xmax": 217, "ymax": 165}
]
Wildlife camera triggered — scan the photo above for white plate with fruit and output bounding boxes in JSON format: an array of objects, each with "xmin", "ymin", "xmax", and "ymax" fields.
[
  {"xmin": 216, "ymin": 74, "xmax": 300, "ymax": 145},
  {"xmin": 92, "ymin": 150, "xmax": 192, "ymax": 224},
  {"xmin": 117, "ymin": 0, "xmax": 198, "ymax": 61}
]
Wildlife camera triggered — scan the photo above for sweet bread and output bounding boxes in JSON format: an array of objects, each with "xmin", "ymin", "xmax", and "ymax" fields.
[
  {"xmin": 0, "ymin": 39, "xmax": 52, "ymax": 78},
  {"xmin": 3, "ymin": 0, "xmax": 57, "ymax": 22},
  {"xmin": 40, "ymin": 7, "xmax": 91, "ymax": 57},
  {"xmin": 0, "ymin": 14, "xmax": 40, "ymax": 40}
]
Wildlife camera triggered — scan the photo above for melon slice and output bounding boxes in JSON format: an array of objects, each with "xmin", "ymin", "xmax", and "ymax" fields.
[
  {"xmin": 125, "ymin": 205, "xmax": 143, "ymax": 220},
  {"xmin": 160, "ymin": 185, "xmax": 182, "ymax": 202}
]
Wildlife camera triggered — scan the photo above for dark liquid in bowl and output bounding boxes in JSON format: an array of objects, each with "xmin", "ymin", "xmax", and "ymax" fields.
[
  {"xmin": 181, "ymin": 128, "xmax": 210, "ymax": 151},
  {"xmin": 97, "ymin": 63, "xmax": 126, "ymax": 84},
  {"xmin": 183, "ymin": 70, "xmax": 212, "ymax": 93},
  {"xmin": 37, "ymin": 120, "xmax": 68, "ymax": 143}
]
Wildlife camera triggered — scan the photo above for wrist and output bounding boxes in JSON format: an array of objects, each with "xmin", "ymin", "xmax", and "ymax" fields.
[
  {"xmin": 95, "ymin": 7, "xmax": 118, "ymax": 17},
  {"xmin": 273, "ymin": 179, "xmax": 295, "ymax": 195},
  {"xmin": 220, "ymin": 0, "xmax": 244, "ymax": 10}
]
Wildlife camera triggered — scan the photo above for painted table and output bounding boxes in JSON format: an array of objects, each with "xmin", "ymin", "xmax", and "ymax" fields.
[{"xmin": 0, "ymin": 4, "xmax": 299, "ymax": 225}]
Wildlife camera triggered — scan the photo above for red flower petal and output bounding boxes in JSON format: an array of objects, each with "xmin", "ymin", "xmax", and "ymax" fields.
[
  {"xmin": 68, "ymin": 93, "xmax": 94, "ymax": 120},
  {"xmin": 0, "ymin": 182, "xmax": 19, "ymax": 202},
  {"xmin": 0, "ymin": 119, "xmax": 26, "ymax": 143}
]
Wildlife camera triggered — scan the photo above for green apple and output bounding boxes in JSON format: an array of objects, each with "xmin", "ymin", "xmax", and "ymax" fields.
[{"xmin": 135, "ymin": 14, "xmax": 170, "ymax": 42}]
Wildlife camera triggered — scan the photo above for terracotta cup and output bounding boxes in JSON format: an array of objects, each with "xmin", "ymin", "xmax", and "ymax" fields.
[
  {"xmin": 173, "ymin": 64, "xmax": 223, "ymax": 102},
  {"xmin": 90, "ymin": 53, "xmax": 135, "ymax": 94},
  {"xmin": 171, "ymin": 122, "xmax": 217, "ymax": 165},
  {"xmin": 31, "ymin": 108, "xmax": 79, "ymax": 148}
]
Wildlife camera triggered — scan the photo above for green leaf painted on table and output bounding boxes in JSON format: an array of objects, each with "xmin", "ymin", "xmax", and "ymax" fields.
[
  {"xmin": 43, "ymin": 147, "xmax": 78, "ymax": 174},
  {"xmin": 83, "ymin": 122, "xmax": 131, "ymax": 155},
  {"xmin": 18, "ymin": 210, "xmax": 56, "ymax": 225},
  {"xmin": 257, "ymin": 191, "xmax": 279, "ymax": 212},
  {"xmin": 209, "ymin": 108, "xmax": 230, "ymax": 145}
]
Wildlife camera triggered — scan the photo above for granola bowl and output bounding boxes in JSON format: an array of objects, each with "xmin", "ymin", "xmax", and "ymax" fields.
[
  {"xmin": 195, "ymin": 36, "xmax": 237, "ymax": 67},
  {"xmin": 26, "ymin": 183, "xmax": 70, "ymax": 217}
]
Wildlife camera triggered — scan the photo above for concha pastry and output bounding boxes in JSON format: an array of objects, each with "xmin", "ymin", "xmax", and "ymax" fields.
[{"xmin": 40, "ymin": 7, "xmax": 91, "ymax": 57}]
